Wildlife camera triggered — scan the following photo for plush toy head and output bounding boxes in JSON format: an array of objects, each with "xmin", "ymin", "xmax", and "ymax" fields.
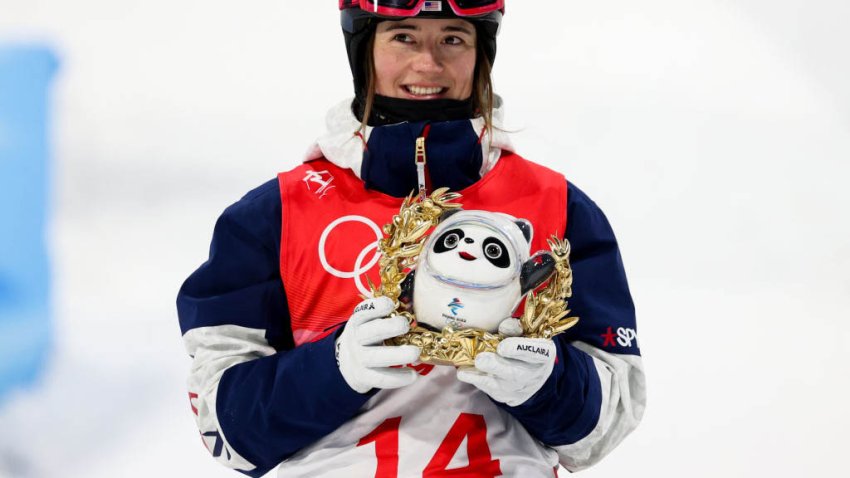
[
  {"xmin": 411, "ymin": 210, "xmax": 554, "ymax": 333},
  {"xmin": 425, "ymin": 210, "xmax": 531, "ymax": 289}
]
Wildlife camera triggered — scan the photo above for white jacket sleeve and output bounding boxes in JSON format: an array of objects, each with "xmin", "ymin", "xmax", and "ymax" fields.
[{"xmin": 555, "ymin": 342, "xmax": 646, "ymax": 471}]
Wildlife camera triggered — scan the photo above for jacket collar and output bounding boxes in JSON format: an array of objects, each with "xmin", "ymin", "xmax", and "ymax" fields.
[{"xmin": 305, "ymin": 97, "xmax": 514, "ymax": 181}]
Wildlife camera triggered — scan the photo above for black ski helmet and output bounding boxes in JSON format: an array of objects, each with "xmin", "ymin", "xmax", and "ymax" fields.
[{"xmin": 339, "ymin": 0, "xmax": 504, "ymax": 98}]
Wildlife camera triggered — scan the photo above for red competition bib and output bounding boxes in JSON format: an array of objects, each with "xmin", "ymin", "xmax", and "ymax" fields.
[{"xmin": 278, "ymin": 152, "xmax": 568, "ymax": 346}]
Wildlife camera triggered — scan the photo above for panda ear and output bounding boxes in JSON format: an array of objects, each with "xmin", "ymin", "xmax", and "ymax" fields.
[
  {"xmin": 439, "ymin": 208, "xmax": 463, "ymax": 223},
  {"xmin": 515, "ymin": 219, "xmax": 533, "ymax": 243}
]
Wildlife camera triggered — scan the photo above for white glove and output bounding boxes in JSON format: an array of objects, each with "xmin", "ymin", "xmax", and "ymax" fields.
[
  {"xmin": 456, "ymin": 337, "xmax": 556, "ymax": 407},
  {"xmin": 336, "ymin": 296, "xmax": 422, "ymax": 394}
]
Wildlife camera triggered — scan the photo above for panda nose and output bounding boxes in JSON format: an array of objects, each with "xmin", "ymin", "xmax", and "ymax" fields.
[{"xmin": 464, "ymin": 238, "xmax": 474, "ymax": 244}]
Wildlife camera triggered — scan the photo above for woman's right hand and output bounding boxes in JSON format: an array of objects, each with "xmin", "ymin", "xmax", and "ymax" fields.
[{"xmin": 335, "ymin": 297, "xmax": 422, "ymax": 394}]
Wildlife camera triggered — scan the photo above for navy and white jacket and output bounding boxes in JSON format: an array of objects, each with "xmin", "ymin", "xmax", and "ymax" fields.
[{"xmin": 177, "ymin": 99, "xmax": 645, "ymax": 476}]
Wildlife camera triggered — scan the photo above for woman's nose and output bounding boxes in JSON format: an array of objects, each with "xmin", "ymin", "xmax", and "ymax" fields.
[{"xmin": 412, "ymin": 47, "xmax": 443, "ymax": 73}]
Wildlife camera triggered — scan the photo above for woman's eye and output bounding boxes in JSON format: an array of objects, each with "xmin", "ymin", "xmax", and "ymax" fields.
[
  {"xmin": 444, "ymin": 36, "xmax": 464, "ymax": 46},
  {"xmin": 485, "ymin": 244, "xmax": 502, "ymax": 259},
  {"xmin": 393, "ymin": 34, "xmax": 414, "ymax": 43}
]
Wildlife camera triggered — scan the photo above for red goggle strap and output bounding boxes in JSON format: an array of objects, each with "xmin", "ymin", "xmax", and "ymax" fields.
[{"xmin": 340, "ymin": 0, "xmax": 504, "ymax": 17}]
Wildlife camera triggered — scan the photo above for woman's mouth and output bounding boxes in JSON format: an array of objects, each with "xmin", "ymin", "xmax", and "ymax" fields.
[{"xmin": 403, "ymin": 85, "xmax": 447, "ymax": 99}]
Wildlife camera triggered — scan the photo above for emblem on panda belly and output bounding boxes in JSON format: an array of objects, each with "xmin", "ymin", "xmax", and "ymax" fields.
[{"xmin": 412, "ymin": 214, "xmax": 534, "ymax": 334}]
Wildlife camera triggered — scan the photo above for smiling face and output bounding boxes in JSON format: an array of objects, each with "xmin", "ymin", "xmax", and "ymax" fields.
[{"xmin": 373, "ymin": 18, "xmax": 477, "ymax": 101}]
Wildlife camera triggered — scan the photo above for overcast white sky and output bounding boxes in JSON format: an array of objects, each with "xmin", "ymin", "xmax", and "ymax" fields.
[{"xmin": 1, "ymin": 1, "xmax": 848, "ymax": 477}]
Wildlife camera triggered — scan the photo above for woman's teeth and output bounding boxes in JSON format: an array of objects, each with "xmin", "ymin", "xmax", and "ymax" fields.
[{"xmin": 406, "ymin": 86, "xmax": 445, "ymax": 96}]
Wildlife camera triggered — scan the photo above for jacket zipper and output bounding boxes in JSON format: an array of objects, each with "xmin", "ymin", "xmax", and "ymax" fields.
[{"xmin": 415, "ymin": 123, "xmax": 432, "ymax": 198}]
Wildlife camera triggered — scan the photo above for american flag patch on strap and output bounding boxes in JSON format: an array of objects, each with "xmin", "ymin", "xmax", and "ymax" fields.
[{"xmin": 423, "ymin": 1, "xmax": 443, "ymax": 12}]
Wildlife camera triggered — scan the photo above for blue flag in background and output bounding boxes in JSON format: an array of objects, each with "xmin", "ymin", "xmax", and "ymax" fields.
[{"xmin": 0, "ymin": 46, "xmax": 58, "ymax": 404}]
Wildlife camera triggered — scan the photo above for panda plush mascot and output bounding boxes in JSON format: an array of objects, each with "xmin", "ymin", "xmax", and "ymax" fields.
[{"xmin": 408, "ymin": 209, "xmax": 556, "ymax": 335}]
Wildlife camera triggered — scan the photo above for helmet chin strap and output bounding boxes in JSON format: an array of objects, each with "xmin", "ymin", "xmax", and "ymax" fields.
[{"xmin": 352, "ymin": 94, "xmax": 476, "ymax": 126}]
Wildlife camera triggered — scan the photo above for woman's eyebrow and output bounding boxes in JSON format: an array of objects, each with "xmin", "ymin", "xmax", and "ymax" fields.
[
  {"xmin": 382, "ymin": 23, "xmax": 419, "ymax": 32},
  {"xmin": 443, "ymin": 25, "xmax": 474, "ymax": 35},
  {"xmin": 380, "ymin": 23, "xmax": 473, "ymax": 35}
]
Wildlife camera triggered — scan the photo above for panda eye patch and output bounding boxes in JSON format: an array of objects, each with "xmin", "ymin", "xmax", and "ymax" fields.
[
  {"xmin": 482, "ymin": 237, "xmax": 510, "ymax": 268},
  {"xmin": 434, "ymin": 228, "xmax": 465, "ymax": 253}
]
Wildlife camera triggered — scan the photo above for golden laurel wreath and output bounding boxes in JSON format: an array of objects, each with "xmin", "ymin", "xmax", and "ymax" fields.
[{"xmin": 368, "ymin": 188, "xmax": 579, "ymax": 367}]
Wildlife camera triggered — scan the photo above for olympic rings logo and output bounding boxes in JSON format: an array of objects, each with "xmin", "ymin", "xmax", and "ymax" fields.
[{"xmin": 318, "ymin": 215, "xmax": 382, "ymax": 297}]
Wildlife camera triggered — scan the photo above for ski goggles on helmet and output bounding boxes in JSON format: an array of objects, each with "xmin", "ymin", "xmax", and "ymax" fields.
[{"xmin": 340, "ymin": 0, "xmax": 504, "ymax": 17}]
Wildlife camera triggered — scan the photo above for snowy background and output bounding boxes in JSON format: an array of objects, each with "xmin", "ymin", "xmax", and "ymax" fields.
[{"xmin": 1, "ymin": 0, "xmax": 849, "ymax": 476}]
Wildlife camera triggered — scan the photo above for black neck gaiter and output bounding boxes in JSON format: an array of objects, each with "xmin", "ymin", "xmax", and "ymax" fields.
[{"xmin": 353, "ymin": 95, "xmax": 476, "ymax": 126}]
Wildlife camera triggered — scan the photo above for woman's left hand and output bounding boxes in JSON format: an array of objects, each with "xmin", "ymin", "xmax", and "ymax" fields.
[{"xmin": 457, "ymin": 337, "xmax": 556, "ymax": 407}]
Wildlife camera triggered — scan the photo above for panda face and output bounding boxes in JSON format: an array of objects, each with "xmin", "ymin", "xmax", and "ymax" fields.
[
  {"xmin": 434, "ymin": 228, "xmax": 511, "ymax": 269},
  {"xmin": 427, "ymin": 223, "xmax": 516, "ymax": 285}
]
